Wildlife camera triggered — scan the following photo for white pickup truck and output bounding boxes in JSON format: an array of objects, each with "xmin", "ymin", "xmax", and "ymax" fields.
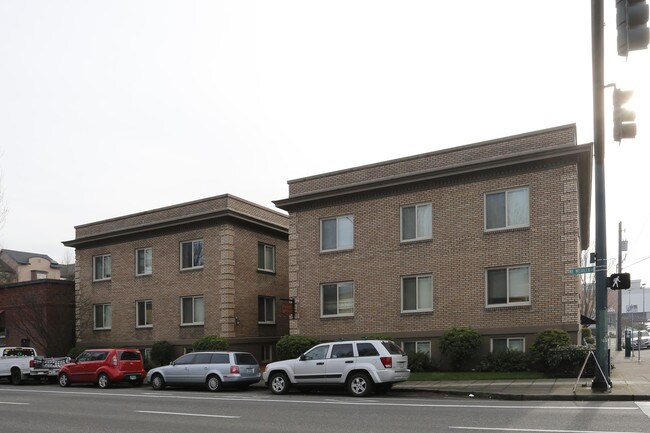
[{"xmin": 0, "ymin": 347, "xmax": 70, "ymax": 384}]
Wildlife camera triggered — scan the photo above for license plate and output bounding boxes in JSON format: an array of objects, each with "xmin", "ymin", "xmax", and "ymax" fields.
[
  {"xmin": 129, "ymin": 375, "xmax": 137, "ymax": 380},
  {"xmin": 246, "ymin": 368, "xmax": 254, "ymax": 373}
]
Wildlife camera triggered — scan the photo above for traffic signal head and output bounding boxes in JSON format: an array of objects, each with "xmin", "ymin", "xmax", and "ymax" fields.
[
  {"xmin": 613, "ymin": 88, "xmax": 637, "ymax": 141},
  {"xmin": 607, "ymin": 273, "xmax": 631, "ymax": 290},
  {"xmin": 617, "ymin": 0, "xmax": 650, "ymax": 57}
]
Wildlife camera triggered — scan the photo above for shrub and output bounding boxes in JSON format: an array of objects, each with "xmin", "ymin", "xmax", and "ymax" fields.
[
  {"xmin": 193, "ymin": 336, "xmax": 229, "ymax": 352},
  {"xmin": 276, "ymin": 335, "xmax": 320, "ymax": 360},
  {"xmin": 581, "ymin": 327, "xmax": 595, "ymax": 345},
  {"xmin": 545, "ymin": 345, "xmax": 595, "ymax": 377},
  {"xmin": 480, "ymin": 350, "xmax": 531, "ymax": 372},
  {"xmin": 150, "ymin": 341, "xmax": 174, "ymax": 366},
  {"xmin": 407, "ymin": 351, "xmax": 436, "ymax": 372},
  {"xmin": 439, "ymin": 327, "xmax": 481, "ymax": 371},
  {"xmin": 363, "ymin": 334, "xmax": 395, "ymax": 342},
  {"xmin": 67, "ymin": 346, "xmax": 85, "ymax": 359},
  {"xmin": 530, "ymin": 329, "xmax": 571, "ymax": 372}
]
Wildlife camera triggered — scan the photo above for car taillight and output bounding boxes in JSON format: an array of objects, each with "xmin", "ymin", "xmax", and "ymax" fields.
[
  {"xmin": 111, "ymin": 355, "xmax": 118, "ymax": 366},
  {"xmin": 30, "ymin": 360, "xmax": 35, "ymax": 368},
  {"xmin": 230, "ymin": 365, "xmax": 240, "ymax": 374},
  {"xmin": 380, "ymin": 357, "xmax": 393, "ymax": 368}
]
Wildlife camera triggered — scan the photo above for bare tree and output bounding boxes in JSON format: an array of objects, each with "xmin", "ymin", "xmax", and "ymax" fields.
[{"xmin": 579, "ymin": 250, "xmax": 596, "ymax": 319}]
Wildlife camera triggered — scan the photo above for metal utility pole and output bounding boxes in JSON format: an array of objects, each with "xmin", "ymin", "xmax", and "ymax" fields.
[
  {"xmin": 591, "ymin": 0, "xmax": 611, "ymax": 391},
  {"xmin": 617, "ymin": 222, "xmax": 623, "ymax": 351}
]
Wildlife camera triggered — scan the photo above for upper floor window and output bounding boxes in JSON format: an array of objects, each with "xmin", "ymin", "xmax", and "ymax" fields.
[
  {"xmin": 485, "ymin": 187, "xmax": 529, "ymax": 231},
  {"xmin": 31, "ymin": 270, "xmax": 48, "ymax": 280},
  {"xmin": 321, "ymin": 282, "xmax": 354, "ymax": 317},
  {"xmin": 258, "ymin": 296, "xmax": 276, "ymax": 324},
  {"xmin": 321, "ymin": 215, "xmax": 354, "ymax": 252},
  {"xmin": 180, "ymin": 240, "xmax": 204, "ymax": 270},
  {"xmin": 93, "ymin": 304, "xmax": 112, "ymax": 330},
  {"xmin": 486, "ymin": 266, "xmax": 531, "ymax": 307},
  {"xmin": 181, "ymin": 295, "xmax": 204, "ymax": 325},
  {"xmin": 491, "ymin": 337, "xmax": 525, "ymax": 353},
  {"xmin": 136, "ymin": 247, "xmax": 153, "ymax": 276},
  {"xmin": 136, "ymin": 300, "xmax": 153, "ymax": 328},
  {"xmin": 401, "ymin": 275, "xmax": 433, "ymax": 312},
  {"xmin": 401, "ymin": 203, "xmax": 432, "ymax": 242},
  {"xmin": 258, "ymin": 243, "xmax": 275, "ymax": 272},
  {"xmin": 93, "ymin": 254, "xmax": 111, "ymax": 281}
]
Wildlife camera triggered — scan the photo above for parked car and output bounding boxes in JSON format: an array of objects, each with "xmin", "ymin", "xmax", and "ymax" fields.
[
  {"xmin": 631, "ymin": 330, "xmax": 650, "ymax": 350},
  {"xmin": 58, "ymin": 348, "xmax": 146, "ymax": 388},
  {"xmin": 145, "ymin": 351, "xmax": 261, "ymax": 392},
  {"xmin": 0, "ymin": 347, "xmax": 69, "ymax": 385},
  {"xmin": 262, "ymin": 340, "xmax": 410, "ymax": 397}
]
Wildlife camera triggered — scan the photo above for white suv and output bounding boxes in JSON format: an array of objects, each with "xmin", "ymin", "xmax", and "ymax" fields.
[{"xmin": 262, "ymin": 340, "xmax": 410, "ymax": 397}]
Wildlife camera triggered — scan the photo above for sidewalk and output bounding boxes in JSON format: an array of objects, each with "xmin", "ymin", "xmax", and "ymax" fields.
[{"xmin": 394, "ymin": 346, "xmax": 650, "ymax": 401}]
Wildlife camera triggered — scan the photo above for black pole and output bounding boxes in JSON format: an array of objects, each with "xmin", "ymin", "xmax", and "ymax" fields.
[{"xmin": 591, "ymin": 0, "xmax": 611, "ymax": 390}]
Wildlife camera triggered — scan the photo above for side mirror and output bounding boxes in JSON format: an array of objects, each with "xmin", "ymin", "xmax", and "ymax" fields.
[
  {"xmin": 170, "ymin": 361, "xmax": 175, "ymax": 366},
  {"xmin": 299, "ymin": 354, "xmax": 306, "ymax": 361}
]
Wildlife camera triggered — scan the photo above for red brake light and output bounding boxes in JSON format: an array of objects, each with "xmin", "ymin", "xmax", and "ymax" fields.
[
  {"xmin": 230, "ymin": 365, "xmax": 240, "ymax": 374},
  {"xmin": 30, "ymin": 360, "xmax": 35, "ymax": 368},
  {"xmin": 380, "ymin": 357, "xmax": 393, "ymax": 368}
]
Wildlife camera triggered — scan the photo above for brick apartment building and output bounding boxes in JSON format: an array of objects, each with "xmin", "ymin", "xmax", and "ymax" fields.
[
  {"xmin": 63, "ymin": 194, "xmax": 289, "ymax": 363},
  {"xmin": 274, "ymin": 124, "xmax": 592, "ymax": 363}
]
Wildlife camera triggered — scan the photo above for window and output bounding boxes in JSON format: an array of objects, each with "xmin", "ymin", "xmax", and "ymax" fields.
[
  {"xmin": 211, "ymin": 353, "xmax": 229, "ymax": 364},
  {"xmin": 192, "ymin": 353, "xmax": 212, "ymax": 364},
  {"xmin": 93, "ymin": 304, "xmax": 112, "ymax": 330},
  {"xmin": 321, "ymin": 282, "xmax": 354, "ymax": 317},
  {"xmin": 181, "ymin": 296, "xmax": 204, "ymax": 325},
  {"xmin": 356, "ymin": 343, "xmax": 379, "ymax": 357},
  {"xmin": 93, "ymin": 254, "xmax": 111, "ymax": 281},
  {"xmin": 31, "ymin": 270, "xmax": 48, "ymax": 280},
  {"xmin": 486, "ymin": 266, "xmax": 531, "ymax": 306},
  {"xmin": 136, "ymin": 300, "xmax": 152, "ymax": 328},
  {"xmin": 330, "ymin": 343, "xmax": 354, "ymax": 358},
  {"xmin": 401, "ymin": 203, "xmax": 432, "ymax": 241},
  {"xmin": 321, "ymin": 215, "xmax": 354, "ymax": 251},
  {"xmin": 175, "ymin": 353, "xmax": 195, "ymax": 365},
  {"xmin": 258, "ymin": 296, "xmax": 275, "ymax": 324},
  {"xmin": 403, "ymin": 341, "xmax": 432, "ymax": 359},
  {"xmin": 136, "ymin": 247, "xmax": 152, "ymax": 276},
  {"xmin": 303, "ymin": 345, "xmax": 329, "ymax": 360},
  {"xmin": 491, "ymin": 337, "xmax": 525, "ymax": 353},
  {"xmin": 180, "ymin": 239, "xmax": 204, "ymax": 270},
  {"xmin": 401, "ymin": 275, "xmax": 433, "ymax": 312},
  {"xmin": 485, "ymin": 187, "xmax": 529, "ymax": 230},
  {"xmin": 261, "ymin": 344, "xmax": 273, "ymax": 363},
  {"xmin": 257, "ymin": 243, "xmax": 276, "ymax": 272}
]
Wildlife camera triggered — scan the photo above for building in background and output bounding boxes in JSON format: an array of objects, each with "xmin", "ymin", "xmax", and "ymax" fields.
[{"xmin": 0, "ymin": 249, "xmax": 62, "ymax": 283}]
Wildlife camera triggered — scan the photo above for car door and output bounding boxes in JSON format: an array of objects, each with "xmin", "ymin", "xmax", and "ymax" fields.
[
  {"xmin": 67, "ymin": 351, "xmax": 95, "ymax": 382},
  {"xmin": 325, "ymin": 343, "xmax": 356, "ymax": 384},
  {"xmin": 293, "ymin": 344, "xmax": 330, "ymax": 384},
  {"xmin": 186, "ymin": 353, "xmax": 213, "ymax": 384},
  {"xmin": 165, "ymin": 353, "xmax": 195, "ymax": 385}
]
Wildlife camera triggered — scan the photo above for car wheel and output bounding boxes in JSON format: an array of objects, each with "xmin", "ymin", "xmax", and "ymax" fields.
[
  {"xmin": 151, "ymin": 374, "xmax": 165, "ymax": 391},
  {"xmin": 269, "ymin": 372, "xmax": 291, "ymax": 395},
  {"xmin": 10, "ymin": 368, "xmax": 22, "ymax": 385},
  {"xmin": 58, "ymin": 373, "xmax": 71, "ymax": 387},
  {"xmin": 347, "ymin": 372, "xmax": 373, "ymax": 397},
  {"xmin": 207, "ymin": 375, "xmax": 222, "ymax": 392},
  {"xmin": 97, "ymin": 373, "xmax": 111, "ymax": 389}
]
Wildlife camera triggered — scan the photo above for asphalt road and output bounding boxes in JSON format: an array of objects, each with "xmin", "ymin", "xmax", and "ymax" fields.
[{"xmin": 1, "ymin": 383, "xmax": 649, "ymax": 433}]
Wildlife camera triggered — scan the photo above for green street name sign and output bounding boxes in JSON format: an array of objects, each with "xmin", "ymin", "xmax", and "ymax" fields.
[{"xmin": 568, "ymin": 266, "xmax": 594, "ymax": 275}]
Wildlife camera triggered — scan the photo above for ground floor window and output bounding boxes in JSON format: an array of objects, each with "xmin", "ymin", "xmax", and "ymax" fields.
[
  {"xmin": 402, "ymin": 341, "xmax": 432, "ymax": 359},
  {"xmin": 261, "ymin": 344, "xmax": 273, "ymax": 363},
  {"xmin": 491, "ymin": 337, "xmax": 525, "ymax": 353}
]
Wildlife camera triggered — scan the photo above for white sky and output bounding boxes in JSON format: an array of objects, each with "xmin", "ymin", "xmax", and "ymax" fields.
[{"xmin": 1, "ymin": 1, "xmax": 649, "ymax": 283}]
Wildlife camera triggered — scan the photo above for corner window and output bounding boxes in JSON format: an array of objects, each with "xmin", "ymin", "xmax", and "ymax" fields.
[
  {"xmin": 491, "ymin": 337, "xmax": 525, "ymax": 353},
  {"xmin": 136, "ymin": 247, "xmax": 153, "ymax": 276},
  {"xmin": 258, "ymin": 243, "xmax": 275, "ymax": 272},
  {"xmin": 321, "ymin": 282, "xmax": 354, "ymax": 317},
  {"xmin": 181, "ymin": 296, "xmax": 204, "ymax": 325},
  {"xmin": 486, "ymin": 266, "xmax": 531, "ymax": 306},
  {"xmin": 136, "ymin": 300, "xmax": 152, "ymax": 328},
  {"xmin": 258, "ymin": 296, "xmax": 276, "ymax": 324},
  {"xmin": 401, "ymin": 275, "xmax": 433, "ymax": 312},
  {"xmin": 93, "ymin": 304, "xmax": 112, "ymax": 330},
  {"xmin": 401, "ymin": 203, "xmax": 432, "ymax": 241},
  {"xmin": 321, "ymin": 215, "xmax": 354, "ymax": 251},
  {"xmin": 93, "ymin": 254, "xmax": 111, "ymax": 281},
  {"xmin": 180, "ymin": 240, "xmax": 204, "ymax": 270},
  {"xmin": 485, "ymin": 187, "xmax": 529, "ymax": 230},
  {"xmin": 403, "ymin": 341, "xmax": 432, "ymax": 359}
]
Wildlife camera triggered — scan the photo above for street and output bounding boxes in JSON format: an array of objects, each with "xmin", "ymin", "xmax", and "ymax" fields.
[{"xmin": 1, "ymin": 383, "xmax": 649, "ymax": 433}]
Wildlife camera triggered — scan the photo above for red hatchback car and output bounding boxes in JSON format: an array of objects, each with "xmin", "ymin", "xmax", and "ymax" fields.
[{"xmin": 58, "ymin": 348, "xmax": 146, "ymax": 389}]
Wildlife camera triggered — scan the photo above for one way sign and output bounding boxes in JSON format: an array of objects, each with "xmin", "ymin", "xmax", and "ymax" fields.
[{"xmin": 607, "ymin": 273, "xmax": 631, "ymax": 290}]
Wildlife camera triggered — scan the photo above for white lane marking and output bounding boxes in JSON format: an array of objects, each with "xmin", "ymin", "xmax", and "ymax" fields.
[
  {"xmin": 0, "ymin": 401, "xmax": 30, "ymax": 406},
  {"xmin": 135, "ymin": 410, "xmax": 239, "ymax": 419},
  {"xmin": 450, "ymin": 427, "xmax": 639, "ymax": 433},
  {"xmin": 636, "ymin": 402, "xmax": 650, "ymax": 419}
]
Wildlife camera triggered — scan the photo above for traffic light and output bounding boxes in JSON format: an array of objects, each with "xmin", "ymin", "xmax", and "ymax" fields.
[
  {"xmin": 607, "ymin": 273, "xmax": 631, "ymax": 290},
  {"xmin": 613, "ymin": 88, "xmax": 637, "ymax": 141},
  {"xmin": 617, "ymin": 0, "xmax": 650, "ymax": 57}
]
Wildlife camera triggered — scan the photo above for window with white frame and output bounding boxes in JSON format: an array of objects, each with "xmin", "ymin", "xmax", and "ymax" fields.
[
  {"xmin": 258, "ymin": 243, "xmax": 275, "ymax": 272},
  {"xmin": 136, "ymin": 247, "xmax": 153, "ymax": 276},
  {"xmin": 491, "ymin": 337, "xmax": 525, "ymax": 353},
  {"xmin": 321, "ymin": 282, "xmax": 354, "ymax": 317},
  {"xmin": 321, "ymin": 215, "xmax": 354, "ymax": 251},
  {"xmin": 180, "ymin": 240, "xmax": 204, "ymax": 270},
  {"xmin": 401, "ymin": 203, "xmax": 432, "ymax": 241},
  {"xmin": 402, "ymin": 341, "xmax": 432, "ymax": 359},
  {"xmin": 258, "ymin": 296, "xmax": 275, "ymax": 324},
  {"xmin": 181, "ymin": 296, "xmax": 204, "ymax": 325},
  {"xmin": 485, "ymin": 187, "xmax": 529, "ymax": 230},
  {"xmin": 136, "ymin": 300, "xmax": 153, "ymax": 328},
  {"xmin": 401, "ymin": 275, "xmax": 433, "ymax": 312},
  {"xmin": 93, "ymin": 254, "xmax": 111, "ymax": 281},
  {"xmin": 93, "ymin": 304, "xmax": 112, "ymax": 330},
  {"xmin": 486, "ymin": 266, "xmax": 530, "ymax": 306}
]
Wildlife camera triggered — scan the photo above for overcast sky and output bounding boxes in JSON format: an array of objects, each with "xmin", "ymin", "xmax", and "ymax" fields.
[{"xmin": 1, "ymin": 1, "xmax": 649, "ymax": 284}]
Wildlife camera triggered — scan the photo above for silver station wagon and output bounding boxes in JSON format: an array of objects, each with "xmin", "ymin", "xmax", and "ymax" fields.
[{"xmin": 146, "ymin": 351, "xmax": 261, "ymax": 391}]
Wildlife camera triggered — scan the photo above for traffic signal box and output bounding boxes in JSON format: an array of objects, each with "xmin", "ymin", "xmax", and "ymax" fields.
[
  {"xmin": 616, "ymin": 0, "xmax": 650, "ymax": 57},
  {"xmin": 607, "ymin": 272, "xmax": 631, "ymax": 290}
]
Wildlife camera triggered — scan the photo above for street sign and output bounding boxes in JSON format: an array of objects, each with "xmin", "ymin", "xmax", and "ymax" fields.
[{"xmin": 568, "ymin": 266, "xmax": 594, "ymax": 275}]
